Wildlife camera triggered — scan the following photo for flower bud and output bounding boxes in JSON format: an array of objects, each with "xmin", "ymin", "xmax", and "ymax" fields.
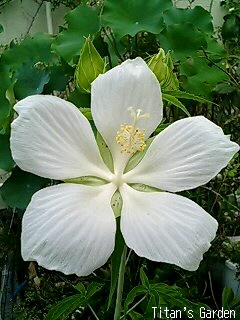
[
  {"xmin": 75, "ymin": 38, "xmax": 105, "ymax": 94},
  {"xmin": 148, "ymin": 48, "xmax": 179, "ymax": 91}
]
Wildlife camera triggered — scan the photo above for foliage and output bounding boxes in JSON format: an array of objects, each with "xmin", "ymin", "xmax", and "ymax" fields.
[{"xmin": 0, "ymin": 0, "xmax": 239, "ymax": 319}]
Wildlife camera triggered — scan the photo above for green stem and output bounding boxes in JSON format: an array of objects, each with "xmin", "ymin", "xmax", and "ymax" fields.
[{"xmin": 114, "ymin": 245, "xmax": 127, "ymax": 320}]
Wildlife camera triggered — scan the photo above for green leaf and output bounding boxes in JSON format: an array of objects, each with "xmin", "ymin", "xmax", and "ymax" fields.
[
  {"xmin": 86, "ymin": 282, "xmax": 103, "ymax": 299},
  {"xmin": 213, "ymin": 82, "xmax": 236, "ymax": 95},
  {"xmin": 102, "ymin": 0, "xmax": 172, "ymax": 38},
  {"xmin": 54, "ymin": 6, "xmax": 100, "ymax": 62},
  {"xmin": 1, "ymin": 33, "xmax": 54, "ymax": 69},
  {"xmin": 68, "ymin": 90, "xmax": 91, "ymax": 109},
  {"xmin": 222, "ymin": 287, "xmax": 234, "ymax": 309},
  {"xmin": 0, "ymin": 134, "xmax": 14, "ymax": 172},
  {"xmin": 162, "ymin": 93, "xmax": 190, "ymax": 116},
  {"xmin": 163, "ymin": 6, "xmax": 213, "ymax": 34},
  {"xmin": 150, "ymin": 283, "xmax": 209, "ymax": 320},
  {"xmin": 129, "ymin": 311, "xmax": 144, "ymax": 320},
  {"xmin": 140, "ymin": 267, "xmax": 150, "ymax": 289},
  {"xmin": 0, "ymin": 67, "xmax": 12, "ymax": 132},
  {"xmin": 180, "ymin": 56, "xmax": 227, "ymax": 97},
  {"xmin": 44, "ymin": 294, "xmax": 86, "ymax": 320},
  {"xmin": 108, "ymin": 218, "xmax": 125, "ymax": 309},
  {"xmin": 44, "ymin": 65, "xmax": 70, "ymax": 93},
  {"xmin": 163, "ymin": 90, "xmax": 217, "ymax": 105},
  {"xmin": 222, "ymin": 14, "xmax": 240, "ymax": 40},
  {"xmin": 74, "ymin": 283, "xmax": 86, "ymax": 294},
  {"xmin": 159, "ymin": 23, "xmax": 207, "ymax": 61},
  {"xmin": 14, "ymin": 60, "xmax": 50, "ymax": 99},
  {"xmin": 0, "ymin": 168, "xmax": 48, "ymax": 209},
  {"xmin": 124, "ymin": 285, "xmax": 147, "ymax": 313}
]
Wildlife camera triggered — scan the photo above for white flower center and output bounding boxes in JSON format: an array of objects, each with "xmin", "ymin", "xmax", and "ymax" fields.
[
  {"xmin": 111, "ymin": 172, "xmax": 125, "ymax": 188},
  {"xmin": 116, "ymin": 107, "xmax": 149, "ymax": 155}
]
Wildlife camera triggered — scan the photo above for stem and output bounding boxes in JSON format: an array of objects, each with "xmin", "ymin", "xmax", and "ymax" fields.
[
  {"xmin": 120, "ymin": 294, "xmax": 147, "ymax": 319},
  {"xmin": 114, "ymin": 245, "xmax": 127, "ymax": 320},
  {"xmin": 88, "ymin": 304, "xmax": 100, "ymax": 320}
]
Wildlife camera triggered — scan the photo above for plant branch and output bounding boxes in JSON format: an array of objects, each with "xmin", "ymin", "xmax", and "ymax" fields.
[
  {"xmin": 88, "ymin": 304, "xmax": 100, "ymax": 320},
  {"xmin": 26, "ymin": 0, "xmax": 44, "ymax": 34},
  {"xmin": 201, "ymin": 47, "xmax": 240, "ymax": 89},
  {"xmin": 120, "ymin": 294, "xmax": 147, "ymax": 319}
]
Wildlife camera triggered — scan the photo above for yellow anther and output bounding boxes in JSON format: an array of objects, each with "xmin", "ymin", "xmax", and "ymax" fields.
[
  {"xmin": 116, "ymin": 107, "xmax": 150, "ymax": 154},
  {"xmin": 116, "ymin": 124, "xmax": 146, "ymax": 154}
]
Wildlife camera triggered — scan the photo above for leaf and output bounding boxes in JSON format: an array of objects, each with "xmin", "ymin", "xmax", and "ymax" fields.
[
  {"xmin": 159, "ymin": 23, "xmax": 207, "ymax": 61},
  {"xmin": 140, "ymin": 267, "xmax": 150, "ymax": 289},
  {"xmin": 0, "ymin": 168, "xmax": 48, "ymax": 209},
  {"xmin": 54, "ymin": 6, "xmax": 100, "ymax": 62},
  {"xmin": 124, "ymin": 285, "xmax": 147, "ymax": 313},
  {"xmin": 222, "ymin": 14, "xmax": 240, "ymax": 40},
  {"xmin": 0, "ymin": 134, "xmax": 15, "ymax": 172},
  {"xmin": 14, "ymin": 60, "xmax": 50, "ymax": 99},
  {"xmin": 68, "ymin": 90, "xmax": 91, "ymax": 109},
  {"xmin": 163, "ymin": 90, "xmax": 217, "ymax": 105},
  {"xmin": 44, "ymin": 65, "xmax": 70, "ymax": 93},
  {"xmin": 163, "ymin": 6, "xmax": 213, "ymax": 34},
  {"xmin": 151, "ymin": 283, "xmax": 209, "ymax": 320},
  {"xmin": 222, "ymin": 287, "xmax": 234, "ymax": 309},
  {"xmin": 74, "ymin": 283, "xmax": 86, "ymax": 294},
  {"xmin": 44, "ymin": 294, "xmax": 86, "ymax": 320},
  {"xmin": 0, "ymin": 67, "xmax": 12, "ymax": 132},
  {"xmin": 180, "ymin": 56, "xmax": 227, "ymax": 97},
  {"xmin": 1, "ymin": 33, "xmax": 54, "ymax": 69},
  {"xmin": 213, "ymin": 82, "xmax": 236, "ymax": 95},
  {"xmin": 86, "ymin": 282, "xmax": 103, "ymax": 299},
  {"xmin": 162, "ymin": 93, "xmax": 190, "ymax": 116},
  {"xmin": 102, "ymin": 0, "xmax": 172, "ymax": 38},
  {"xmin": 129, "ymin": 311, "xmax": 144, "ymax": 320},
  {"xmin": 107, "ymin": 218, "xmax": 125, "ymax": 309}
]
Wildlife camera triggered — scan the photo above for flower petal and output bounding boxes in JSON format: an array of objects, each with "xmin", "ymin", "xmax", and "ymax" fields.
[
  {"xmin": 11, "ymin": 95, "xmax": 111, "ymax": 180},
  {"xmin": 124, "ymin": 116, "xmax": 239, "ymax": 192},
  {"xmin": 91, "ymin": 58, "xmax": 163, "ymax": 172},
  {"xmin": 22, "ymin": 183, "xmax": 116, "ymax": 276},
  {"xmin": 120, "ymin": 184, "xmax": 218, "ymax": 271}
]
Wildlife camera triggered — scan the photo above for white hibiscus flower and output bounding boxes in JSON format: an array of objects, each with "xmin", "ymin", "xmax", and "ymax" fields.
[{"xmin": 10, "ymin": 58, "xmax": 239, "ymax": 276}]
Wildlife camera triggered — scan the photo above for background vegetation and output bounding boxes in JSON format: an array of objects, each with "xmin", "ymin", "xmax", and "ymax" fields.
[{"xmin": 0, "ymin": 0, "xmax": 239, "ymax": 319}]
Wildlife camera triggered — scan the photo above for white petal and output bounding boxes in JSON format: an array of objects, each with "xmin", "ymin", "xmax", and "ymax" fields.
[
  {"xmin": 120, "ymin": 184, "xmax": 218, "ymax": 271},
  {"xmin": 124, "ymin": 116, "xmax": 239, "ymax": 192},
  {"xmin": 91, "ymin": 58, "xmax": 163, "ymax": 172},
  {"xmin": 22, "ymin": 183, "xmax": 116, "ymax": 276},
  {"xmin": 11, "ymin": 95, "xmax": 111, "ymax": 180}
]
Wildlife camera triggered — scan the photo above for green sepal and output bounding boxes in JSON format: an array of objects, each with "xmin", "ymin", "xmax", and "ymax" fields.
[
  {"xmin": 64, "ymin": 176, "xmax": 108, "ymax": 186},
  {"xmin": 111, "ymin": 190, "xmax": 123, "ymax": 218},
  {"xmin": 124, "ymin": 137, "xmax": 154, "ymax": 173},
  {"xmin": 96, "ymin": 132, "xmax": 114, "ymax": 172},
  {"xmin": 129, "ymin": 183, "xmax": 162, "ymax": 192},
  {"xmin": 75, "ymin": 37, "xmax": 106, "ymax": 93}
]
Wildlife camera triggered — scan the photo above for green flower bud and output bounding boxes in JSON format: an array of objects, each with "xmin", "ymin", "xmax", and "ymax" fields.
[
  {"xmin": 75, "ymin": 38, "xmax": 105, "ymax": 94},
  {"xmin": 148, "ymin": 48, "xmax": 179, "ymax": 91}
]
